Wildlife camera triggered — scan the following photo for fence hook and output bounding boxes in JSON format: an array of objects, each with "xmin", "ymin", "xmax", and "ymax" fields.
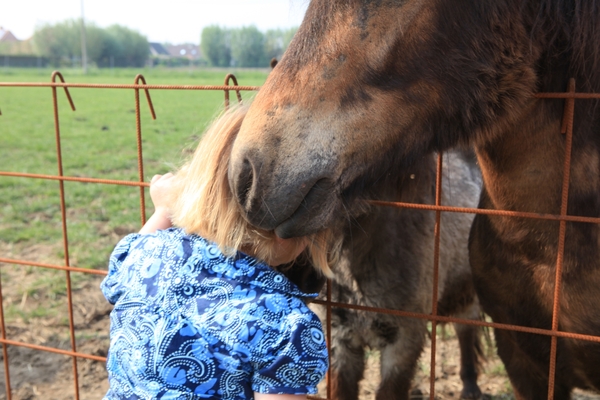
[
  {"xmin": 134, "ymin": 74, "xmax": 157, "ymax": 120},
  {"xmin": 51, "ymin": 71, "xmax": 76, "ymax": 111},
  {"xmin": 224, "ymin": 73, "xmax": 243, "ymax": 110}
]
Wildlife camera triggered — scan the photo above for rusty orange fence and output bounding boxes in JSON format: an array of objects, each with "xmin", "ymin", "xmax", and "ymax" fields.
[{"xmin": 0, "ymin": 72, "xmax": 599, "ymax": 400}]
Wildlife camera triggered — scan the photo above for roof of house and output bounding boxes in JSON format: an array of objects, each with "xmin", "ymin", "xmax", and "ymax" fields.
[
  {"xmin": 0, "ymin": 27, "xmax": 19, "ymax": 42},
  {"xmin": 149, "ymin": 42, "xmax": 170, "ymax": 56}
]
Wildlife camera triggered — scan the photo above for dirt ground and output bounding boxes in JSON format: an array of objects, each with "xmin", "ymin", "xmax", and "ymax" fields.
[
  {"xmin": 338, "ymin": 334, "xmax": 600, "ymax": 400},
  {"xmin": 1, "ymin": 242, "xmax": 600, "ymax": 400}
]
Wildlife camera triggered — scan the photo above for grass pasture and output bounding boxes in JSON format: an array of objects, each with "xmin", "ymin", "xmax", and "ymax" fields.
[{"xmin": 0, "ymin": 67, "xmax": 268, "ymax": 273}]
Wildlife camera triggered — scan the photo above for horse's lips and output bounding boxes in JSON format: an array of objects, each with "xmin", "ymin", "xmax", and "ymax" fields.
[
  {"xmin": 274, "ymin": 212, "xmax": 323, "ymax": 238},
  {"xmin": 274, "ymin": 218, "xmax": 305, "ymax": 239},
  {"xmin": 272, "ymin": 178, "xmax": 336, "ymax": 239}
]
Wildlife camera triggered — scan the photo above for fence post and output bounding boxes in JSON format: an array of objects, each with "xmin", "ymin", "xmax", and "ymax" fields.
[{"xmin": 50, "ymin": 70, "xmax": 80, "ymax": 400}]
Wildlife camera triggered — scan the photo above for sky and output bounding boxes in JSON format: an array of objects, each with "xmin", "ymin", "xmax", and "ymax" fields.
[{"xmin": 0, "ymin": 0, "xmax": 310, "ymax": 44}]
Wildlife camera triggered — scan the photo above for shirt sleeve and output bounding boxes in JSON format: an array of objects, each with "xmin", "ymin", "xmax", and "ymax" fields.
[
  {"xmin": 100, "ymin": 233, "xmax": 142, "ymax": 305},
  {"xmin": 251, "ymin": 309, "xmax": 329, "ymax": 395}
]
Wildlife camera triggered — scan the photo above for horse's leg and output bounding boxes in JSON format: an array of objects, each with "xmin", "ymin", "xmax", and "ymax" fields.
[
  {"xmin": 454, "ymin": 323, "xmax": 482, "ymax": 399},
  {"xmin": 376, "ymin": 318, "xmax": 427, "ymax": 400},
  {"xmin": 329, "ymin": 336, "xmax": 365, "ymax": 400},
  {"xmin": 453, "ymin": 303, "xmax": 483, "ymax": 399},
  {"xmin": 494, "ymin": 329, "xmax": 572, "ymax": 400},
  {"xmin": 470, "ymin": 216, "xmax": 573, "ymax": 400}
]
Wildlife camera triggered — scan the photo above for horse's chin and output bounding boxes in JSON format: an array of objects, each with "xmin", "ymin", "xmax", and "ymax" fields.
[
  {"xmin": 274, "ymin": 220, "xmax": 311, "ymax": 239},
  {"xmin": 272, "ymin": 195, "xmax": 339, "ymax": 239},
  {"xmin": 274, "ymin": 216, "xmax": 324, "ymax": 239}
]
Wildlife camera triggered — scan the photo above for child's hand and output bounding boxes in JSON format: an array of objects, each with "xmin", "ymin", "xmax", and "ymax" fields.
[
  {"xmin": 149, "ymin": 173, "xmax": 176, "ymax": 212},
  {"xmin": 139, "ymin": 173, "xmax": 176, "ymax": 234}
]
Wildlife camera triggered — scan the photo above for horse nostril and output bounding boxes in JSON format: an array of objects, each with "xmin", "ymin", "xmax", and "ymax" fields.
[{"xmin": 235, "ymin": 157, "xmax": 254, "ymax": 211}]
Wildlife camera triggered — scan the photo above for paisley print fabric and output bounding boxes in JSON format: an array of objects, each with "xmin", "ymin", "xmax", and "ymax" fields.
[{"xmin": 101, "ymin": 228, "xmax": 328, "ymax": 399}]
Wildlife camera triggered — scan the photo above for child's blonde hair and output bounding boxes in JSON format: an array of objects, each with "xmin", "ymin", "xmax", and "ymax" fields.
[{"xmin": 171, "ymin": 106, "xmax": 336, "ymax": 278}]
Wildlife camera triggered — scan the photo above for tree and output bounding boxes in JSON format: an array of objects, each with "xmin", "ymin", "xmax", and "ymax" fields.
[
  {"xmin": 264, "ymin": 29, "xmax": 284, "ymax": 63},
  {"xmin": 264, "ymin": 27, "xmax": 298, "ymax": 63},
  {"xmin": 84, "ymin": 25, "xmax": 111, "ymax": 65},
  {"xmin": 230, "ymin": 26, "xmax": 266, "ymax": 67},
  {"xmin": 200, "ymin": 25, "xmax": 299, "ymax": 68},
  {"xmin": 32, "ymin": 20, "xmax": 149, "ymax": 67},
  {"xmin": 201, "ymin": 25, "xmax": 231, "ymax": 67},
  {"xmin": 33, "ymin": 20, "xmax": 81, "ymax": 63},
  {"xmin": 282, "ymin": 27, "xmax": 298, "ymax": 50},
  {"xmin": 104, "ymin": 25, "xmax": 149, "ymax": 67}
]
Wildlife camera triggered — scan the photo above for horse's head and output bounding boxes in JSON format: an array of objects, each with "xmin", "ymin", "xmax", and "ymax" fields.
[{"xmin": 229, "ymin": 0, "xmax": 578, "ymax": 238}]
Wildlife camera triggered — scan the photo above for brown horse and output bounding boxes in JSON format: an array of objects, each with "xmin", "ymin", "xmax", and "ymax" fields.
[{"xmin": 229, "ymin": 1, "xmax": 600, "ymax": 399}]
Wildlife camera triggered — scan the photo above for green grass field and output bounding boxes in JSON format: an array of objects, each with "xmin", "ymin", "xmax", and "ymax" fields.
[{"xmin": 0, "ymin": 67, "xmax": 269, "ymax": 273}]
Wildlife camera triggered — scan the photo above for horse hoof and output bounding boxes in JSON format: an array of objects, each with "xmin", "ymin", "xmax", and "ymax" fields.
[{"xmin": 460, "ymin": 384, "xmax": 483, "ymax": 400}]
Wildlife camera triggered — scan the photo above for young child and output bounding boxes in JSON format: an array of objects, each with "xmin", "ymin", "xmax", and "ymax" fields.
[{"xmin": 101, "ymin": 106, "xmax": 334, "ymax": 399}]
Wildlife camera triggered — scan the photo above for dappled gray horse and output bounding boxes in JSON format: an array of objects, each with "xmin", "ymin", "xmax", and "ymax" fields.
[
  {"xmin": 284, "ymin": 151, "xmax": 483, "ymax": 399},
  {"xmin": 310, "ymin": 150, "xmax": 482, "ymax": 400}
]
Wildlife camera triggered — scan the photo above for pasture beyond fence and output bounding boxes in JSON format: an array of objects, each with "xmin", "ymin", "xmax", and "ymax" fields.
[{"xmin": 0, "ymin": 71, "xmax": 599, "ymax": 400}]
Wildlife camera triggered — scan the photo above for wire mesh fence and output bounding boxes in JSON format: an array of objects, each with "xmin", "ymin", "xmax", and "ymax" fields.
[{"xmin": 0, "ymin": 71, "xmax": 599, "ymax": 400}]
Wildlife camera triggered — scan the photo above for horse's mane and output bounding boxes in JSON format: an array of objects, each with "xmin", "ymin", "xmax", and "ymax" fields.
[{"xmin": 535, "ymin": 0, "xmax": 600, "ymax": 90}]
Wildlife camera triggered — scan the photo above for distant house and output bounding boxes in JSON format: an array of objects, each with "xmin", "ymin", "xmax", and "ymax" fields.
[
  {"xmin": 149, "ymin": 42, "xmax": 169, "ymax": 57},
  {"xmin": 148, "ymin": 42, "xmax": 204, "ymax": 67},
  {"xmin": 0, "ymin": 27, "xmax": 19, "ymax": 42},
  {"xmin": 164, "ymin": 43, "xmax": 201, "ymax": 60},
  {"xmin": 0, "ymin": 27, "xmax": 45, "ymax": 66}
]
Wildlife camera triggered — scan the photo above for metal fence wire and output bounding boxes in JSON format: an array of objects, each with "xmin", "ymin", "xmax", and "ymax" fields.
[{"xmin": 0, "ymin": 72, "xmax": 599, "ymax": 400}]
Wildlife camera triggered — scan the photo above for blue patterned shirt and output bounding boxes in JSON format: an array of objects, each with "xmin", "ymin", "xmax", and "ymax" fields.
[{"xmin": 101, "ymin": 228, "xmax": 328, "ymax": 399}]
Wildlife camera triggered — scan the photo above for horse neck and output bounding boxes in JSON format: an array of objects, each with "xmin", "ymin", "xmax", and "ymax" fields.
[
  {"xmin": 474, "ymin": 96, "xmax": 600, "ymax": 243},
  {"xmin": 476, "ymin": 102, "xmax": 559, "ymax": 213},
  {"xmin": 372, "ymin": 155, "xmax": 437, "ymax": 204}
]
